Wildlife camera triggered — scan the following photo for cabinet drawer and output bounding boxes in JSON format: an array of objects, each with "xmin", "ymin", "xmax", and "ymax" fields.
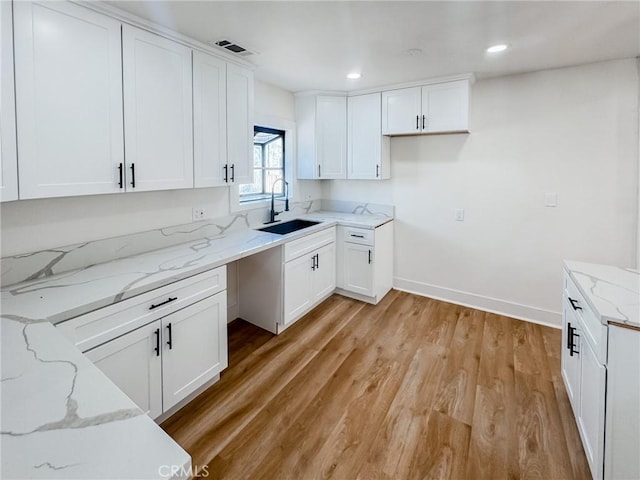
[
  {"xmin": 56, "ymin": 266, "xmax": 226, "ymax": 352},
  {"xmin": 565, "ymin": 274, "xmax": 608, "ymax": 365},
  {"xmin": 342, "ymin": 226, "xmax": 374, "ymax": 246},
  {"xmin": 284, "ymin": 227, "xmax": 336, "ymax": 263}
]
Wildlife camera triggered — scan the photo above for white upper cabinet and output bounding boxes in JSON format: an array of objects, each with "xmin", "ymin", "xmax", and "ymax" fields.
[
  {"xmin": 382, "ymin": 79, "xmax": 470, "ymax": 135},
  {"xmin": 122, "ymin": 25, "xmax": 193, "ymax": 192},
  {"xmin": 381, "ymin": 87, "xmax": 422, "ymax": 135},
  {"xmin": 193, "ymin": 51, "xmax": 227, "ymax": 188},
  {"xmin": 1, "ymin": 1, "xmax": 18, "ymax": 202},
  {"xmin": 13, "ymin": 1, "xmax": 124, "ymax": 199},
  {"xmin": 296, "ymin": 95, "xmax": 347, "ymax": 179},
  {"xmin": 421, "ymin": 80, "xmax": 469, "ymax": 133},
  {"xmin": 226, "ymin": 63, "xmax": 254, "ymax": 185},
  {"xmin": 347, "ymin": 93, "xmax": 390, "ymax": 180}
]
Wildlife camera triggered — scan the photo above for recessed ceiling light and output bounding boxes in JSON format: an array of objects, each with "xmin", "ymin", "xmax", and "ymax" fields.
[
  {"xmin": 486, "ymin": 44, "xmax": 508, "ymax": 53},
  {"xmin": 347, "ymin": 72, "xmax": 361, "ymax": 79}
]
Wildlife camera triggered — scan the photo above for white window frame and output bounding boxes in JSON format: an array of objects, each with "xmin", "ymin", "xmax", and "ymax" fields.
[{"xmin": 230, "ymin": 115, "xmax": 297, "ymax": 212}]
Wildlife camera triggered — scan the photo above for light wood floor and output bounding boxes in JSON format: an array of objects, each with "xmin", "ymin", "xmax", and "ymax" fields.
[{"xmin": 161, "ymin": 290, "xmax": 590, "ymax": 480}]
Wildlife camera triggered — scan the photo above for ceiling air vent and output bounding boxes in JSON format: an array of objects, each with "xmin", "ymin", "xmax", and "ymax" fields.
[{"xmin": 214, "ymin": 39, "xmax": 256, "ymax": 57}]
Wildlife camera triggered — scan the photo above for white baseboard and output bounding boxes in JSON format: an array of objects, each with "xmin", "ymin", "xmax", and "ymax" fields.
[{"xmin": 393, "ymin": 277, "xmax": 561, "ymax": 329}]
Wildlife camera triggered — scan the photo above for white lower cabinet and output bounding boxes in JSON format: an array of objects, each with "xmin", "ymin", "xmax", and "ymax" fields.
[
  {"xmin": 62, "ymin": 267, "xmax": 228, "ymax": 420},
  {"xmin": 578, "ymin": 338, "xmax": 607, "ymax": 477},
  {"xmin": 283, "ymin": 241, "xmax": 336, "ymax": 325},
  {"xmin": 161, "ymin": 292, "xmax": 227, "ymax": 412},
  {"xmin": 562, "ymin": 273, "xmax": 606, "ymax": 480},
  {"xmin": 336, "ymin": 221, "xmax": 393, "ymax": 304},
  {"xmin": 283, "ymin": 253, "xmax": 315, "ymax": 325},
  {"xmin": 561, "ymin": 270, "xmax": 640, "ymax": 480},
  {"xmin": 85, "ymin": 320, "xmax": 163, "ymax": 419}
]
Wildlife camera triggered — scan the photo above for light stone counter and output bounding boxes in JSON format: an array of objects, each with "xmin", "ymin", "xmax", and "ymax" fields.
[
  {"xmin": 563, "ymin": 260, "xmax": 640, "ymax": 328},
  {"xmin": 1, "ymin": 213, "xmax": 392, "ymax": 479}
]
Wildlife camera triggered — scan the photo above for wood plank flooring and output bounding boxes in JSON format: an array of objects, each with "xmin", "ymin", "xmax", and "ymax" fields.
[{"xmin": 161, "ymin": 290, "xmax": 590, "ymax": 480}]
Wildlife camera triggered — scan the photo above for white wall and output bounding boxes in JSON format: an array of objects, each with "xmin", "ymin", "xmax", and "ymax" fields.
[
  {"xmin": 0, "ymin": 79, "xmax": 317, "ymax": 257},
  {"xmin": 324, "ymin": 58, "xmax": 639, "ymax": 326}
]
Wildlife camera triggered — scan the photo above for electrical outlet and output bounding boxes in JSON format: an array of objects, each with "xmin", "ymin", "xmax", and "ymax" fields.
[
  {"xmin": 192, "ymin": 207, "xmax": 205, "ymax": 221},
  {"xmin": 455, "ymin": 208, "xmax": 465, "ymax": 221}
]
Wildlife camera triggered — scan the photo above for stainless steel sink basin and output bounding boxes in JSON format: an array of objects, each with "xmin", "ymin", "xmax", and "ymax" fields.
[{"xmin": 258, "ymin": 219, "xmax": 320, "ymax": 235}]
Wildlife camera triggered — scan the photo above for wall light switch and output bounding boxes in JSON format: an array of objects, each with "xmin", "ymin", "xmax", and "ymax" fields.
[
  {"xmin": 455, "ymin": 208, "xmax": 465, "ymax": 221},
  {"xmin": 544, "ymin": 192, "xmax": 558, "ymax": 207}
]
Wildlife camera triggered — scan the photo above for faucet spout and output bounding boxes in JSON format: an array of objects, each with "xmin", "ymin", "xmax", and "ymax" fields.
[{"xmin": 266, "ymin": 178, "xmax": 289, "ymax": 224}]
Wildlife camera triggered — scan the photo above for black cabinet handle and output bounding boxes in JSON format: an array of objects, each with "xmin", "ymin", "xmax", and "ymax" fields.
[
  {"xmin": 568, "ymin": 297, "xmax": 582, "ymax": 311},
  {"xmin": 416, "ymin": 115, "xmax": 419, "ymax": 130},
  {"xmin": 350, "ymin": 234, "xmax": 365, "ymax": 238},
  {"xmin": 230, "ymin": 164, "xmax": 235, "ymax": 182},
  {"xmin": 118, "ymin": 163, "xmax": 123, "ymax": 189},
  {"xmin": 149, "ymin": 297, "xmax": 177, "ymax": 310},
  {"xmin": 422, "ymin": 115, "xmax": 426, "ymax": 130},
  {"xmin": 311, "ymin": 254, "xmax": 316, "ymax": 271},
  {"xmin": 368, "ymin": 250, "xmax": 372, "ymax": 264},
  {"xmin": 315, "ymin": 253, "xmax": 319, "ymax": 270},
  {"xmin": 376, "ymin": 164, "xmax": 379, "ymax": 178},
  {"xmin": 567, "ymin": 322, "xmax": 579, "ymax": 357},
  {"xmin": 166, "ymin": 323, "xmax": 172, "ymax": 350},
  {"xmin": 318, "ymin": 165, "xmax": 321, "ymax": 178},
  {"xmin": 130, "ymin": 163, "xmax": 136, "ymax": 188},
  {"xmin": 154, "ymin": 328, "xmax": 160, "ymax": 357},
  {"xmin": 223, "ymin": 164, "xmax": 228, "ymax": 183}
]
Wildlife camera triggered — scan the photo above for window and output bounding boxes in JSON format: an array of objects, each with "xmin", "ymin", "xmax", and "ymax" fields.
[{"xmin": 239, "ymin": 126, "xmax": 285, "ymax": 202}]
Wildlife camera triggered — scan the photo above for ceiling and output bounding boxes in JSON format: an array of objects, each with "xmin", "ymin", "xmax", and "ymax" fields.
[{"xmin": 107, "ymin": 1, "xmax": 640, "ymax": 93}]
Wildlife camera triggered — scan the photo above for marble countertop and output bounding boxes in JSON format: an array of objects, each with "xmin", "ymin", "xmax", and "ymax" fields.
[
  {"xmin": 302, "ymin": 211, "xmax": 392, "ymax": 229},
  {"xmin": 1, "ymin": 319, "xmax": 191, "ymax": 479},
  {"xmin": 564, "ymin": 260, "xmax": 640, "ymax": 329},
  {"xmin": 1, "ymin": 213, "xmax": 392, "ymax": 479}
]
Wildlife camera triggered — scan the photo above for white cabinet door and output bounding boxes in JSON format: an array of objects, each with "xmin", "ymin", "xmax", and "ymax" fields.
[
  {"xmin": 381, "ymin": 87, "xmax": 421, "ymax": 135},
  {"xmin": 421, "ymin": 80, "xmax": 469, "ymax": 133},
  {"xmin": 162, "ymin": 291, "xmax": 228, "ymax": 412},
  {"xmin": 313, "ymin": 242, "xmax": 336, "ymax": 301},
  {"xmin": 578, "ymin": 338, "xmax": 606, "ymax": 480},
  {"xmin": 316, "ymin": 96, "xmax": 346, "ymax": 179},
  {"xmin": 283, "ymin": 253, "xmax": 314, "ymax": 325},
  {"xmin": 561, "ymin": 303, "xmax": 581, "ymax": 414},
  {"xmin": 123, "ymin": 25, "xmax": 193, "ymax": 192},
  {"xmin": 606, "ymin": 326, "xmax": 640, "ymax": 480},
  {"xmin": 85, "ymin": 321, "xmax": 163, "ymax": 419},
  {"xmin": 342, "ymin": 243, "xmax": 374, "ymax": 297},
  {"xmin": 0, "ymin": 1, "xmax": 17, "ymax": 202},
  {"xmin": 193, "ymin": 51, "xmax": 227, "ymax": 188},
  {"xmin": 226, "ymin": 63, "xmax": 254, "ymax": 185},
  {"xmin": 14, "ymin": 1, "xmax": 124, "ymax": 199},
  {"xmin": 348, "ymin": 93, "xmax": 389, "ymax": 180}
]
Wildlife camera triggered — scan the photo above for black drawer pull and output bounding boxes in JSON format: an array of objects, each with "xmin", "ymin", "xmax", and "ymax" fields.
[
  {"xmin": 149, "ymin": 297, "xmax": 177, "ymax": 310},
  {"xmin": 416, "ymin": 115, "xmax": 419, "ymax": 130},
  {"xmin": 311, "ymin": 254, "xmax": 316, "ymax": 271},
  {"xmin": 230, "ymin": 164, "xmax": 235, "ymax": 182},
  {"xmin": 130, "ymin": 163, "xmax": 136, "ymax": 188},
  {"xmin": 350, "ymin": 234, "xmax": 365, "ymax": 238},
  {"xmin": 315, "ymin": 253, "xmax": 319, "ymax": 269},
  {"xmin": 166, "ymin": 323, "xmax": 172, "ymax": 350},
  {"xmin": 223, "ymin": 164, "xmax": 228, "ymax": 183},
  {"xmin": 567, "ymin": 322, "xmax": 579, "ymax": 356},
  {"xmin": 422, "ymin": 115, "xmax": 426, "ymax": 130},
  {"xmin": 368, "ymin": 249, "xmax": 372, "ymax": 264},
  {"xmin": 154, "ymin": 328, "xmax": 160, "ymax": 357},
  {"xmin": 568, "ymin": 297, "xmax": 582, "ymax": 311}
]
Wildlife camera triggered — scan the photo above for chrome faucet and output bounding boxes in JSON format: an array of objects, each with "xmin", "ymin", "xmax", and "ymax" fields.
[{"xmin": 266, "ymin": 178, "xmax": 289, "ymax": 224}]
